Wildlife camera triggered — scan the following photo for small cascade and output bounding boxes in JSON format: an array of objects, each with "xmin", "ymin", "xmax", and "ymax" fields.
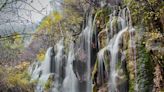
[
  {"xmin": 41, "ymin": 47, "xmax": 53, "ymax": 75},
  {"xmin": 95, "ymin": 6, "xmax": 136, "ymax": 92},
  {"xmin": 29, "ymin": 47, "xmax": 53, "ymax": 81},
  {"xmin": 75, "ymin": 11, "xmax": 94, "ymax": 92},
  {"xmin": 29, "ymin": 47, "xmax": 53, "ymax": 92},
  {"xmin": 28, "ymin": 61, "xmax": 41, "ymax": 81},
  {"xmin": 28, "ymin": 39, "xmax": 65, "ymax": 92},
  {"xmin": 109, "ymin": 27, "xmax": 128, "ymax": 92},
  {"xmin": 54, "ymin": 39, "xmax": 64, "ymax": 76},
  {"xmin": 109, "ymin": 10, "xmax": 126, "ymax": 38},
  {"xmin": 106, "ymin": 7, "xmax": 136, "ymax": 92},
  {"xmin": 51, "ymin": 39, "xmax": 64, "ymax": 92},
  {"xmin": 97, "ymin": 46, "xmax": 108, "ymax": 85},
  {"xmin": 62, "ymin": 42, "xmax": 78, "ymax": 92},
  {"xmin": 107, "ymin": 7, "xmax": 132, "ymax": 92}
]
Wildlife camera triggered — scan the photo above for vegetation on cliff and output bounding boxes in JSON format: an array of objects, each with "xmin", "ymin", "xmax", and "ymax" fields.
[{"xmin": 0, "ymin": 0, "xmax": 163, "ymax": 92}]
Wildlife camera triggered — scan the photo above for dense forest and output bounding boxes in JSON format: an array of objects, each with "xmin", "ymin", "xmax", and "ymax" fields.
[{"xmin": 0, "ymin": 0, "xmax": 163, "ymax": 92}]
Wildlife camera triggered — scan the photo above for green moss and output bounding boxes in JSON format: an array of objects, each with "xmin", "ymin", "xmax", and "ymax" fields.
[
  {"xmin": 129, "ymin": 79, "xmax": 135, "ymax": 92},
  {"xmin": 136, "ymin": 43, "xmax": 154, "ymax": 92},
  {"xmin": 44, "ymin": 79, "xmax": 52, "ymax": 90},
  {"xmin": 92, "ymin": 59, "xmax": 98, "ymax": 81},
  {"xmin": 92, "ymin": 83, "xmax": 97, "ymax": 92}
]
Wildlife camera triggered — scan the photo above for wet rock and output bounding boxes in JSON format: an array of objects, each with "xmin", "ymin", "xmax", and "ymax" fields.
[
  {"xmin": 73, "ymin": 59, "xmax": 87, "ymax": 81},
  {"xmin": 107, "ymin": 0, "xmax": 123, "ymax": 6}
]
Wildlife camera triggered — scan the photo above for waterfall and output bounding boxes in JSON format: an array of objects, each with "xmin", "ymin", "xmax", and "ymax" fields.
[
  {"xmin": 107, "ymin": 7, "xmax": 136, "ymax": 92},
  {"xmin": 61, "ymin": 11, "xmax": 95, "ymax": 92},
  {"xmin": 29, "ymin": 47, "xmax": 53, "ymax": 80},
  {"xmin": 51, "ymin": 39, "xmax": 64, "ymax": 92},
  {"xmin": 28, "ymin": 47, "xmax": 53, "ymax": 92},
  {"xmin": 28, "ymin": 9, "xmax": 96, "ymax": 92},
  {"xmin": 28, "ymin": 5, "xmax": 138, "ymax": 92},
  {"xmin": 96, "ymin": 7, "xmax": 136, "ymax": 92},
  {"xmin": 55, "ymin": 39, "xmax": 64, "ymax": 75},
  {"xmin": 107, "ymin": 7, "xmax": 133, "ymax": 92},
  {"xmin": 79, "ymin": 12, "xmax": 93, "ymax": 92},
  {"xmin": 28, "ymin": 39, "xmax": 65, "ymax": 92},
  {"xmin": 62, "ymin": 42, "xmax": 78, "ymax": 92},
  {"xmin": 41, "ymin": 47, "xmax": 53, "ymax": 75},
  {"xmin": 109, "ymin": 27, "xmax": 128, "ymax": 92},
  {"xmin": 97, "ymin": 46, "xmax": 108, "ymax": 85},
  {"xmin": 28, "ymin": 61, "xmax": 41, "ymax": 81}
]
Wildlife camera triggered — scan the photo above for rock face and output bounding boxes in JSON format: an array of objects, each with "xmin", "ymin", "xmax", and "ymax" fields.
[
  {"xmin": 107, "ymin": 0, "xmax": 123, "ymax": 6},
  {"xmin": 27, "ymin": 1, "xmax": 164, "ymax": 92}
]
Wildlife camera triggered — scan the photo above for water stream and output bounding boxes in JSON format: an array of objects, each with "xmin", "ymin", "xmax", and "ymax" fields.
[
  {"xmin": 62, "ymin": 42, "xmax": 78, "ymax": 92},
  {"xmin": 28, "ymin": 6, "xmax": 137, "ymax": 92}
]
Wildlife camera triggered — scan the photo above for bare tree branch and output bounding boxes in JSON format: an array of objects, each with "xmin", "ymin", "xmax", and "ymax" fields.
[{"xmin": 0, "ymin": 0, "xmax": 8, "ymax": 11}]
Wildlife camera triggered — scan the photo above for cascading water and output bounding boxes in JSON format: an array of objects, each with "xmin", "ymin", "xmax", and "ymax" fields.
[
  {"xmin": 41, "ymin": 47, "xmax": 53, "ymax": 75},
  {"xmin": 109, "ymin": 27, "xmax": 128, "ymax": 92},
  {"xmin": 62, "ymin": 42, "xmax": 78, "ymax": 92},
  {"xmin": 79, "ymin": 12, "xmax": 93, "ymax": 92},
  {"xmin": 96, "ymin": 6, "xmax": 136, "ymax": 92},
  {"xmin": 55, "ymin": 39, "xmax": 64, "ymax": 75},
  {"xmin": 97, "ymin": 46, "xmax": 108, "ymax": 85},
  {"xmin": 28, "ymin": 39, "xmax": 65, "ymax": 92},
  {"xmin": 29, "ymin": 47, "xmax": 52, "ymax": 80},
  {"xmin": 51, "ymin": 39, "xmax": 65, "ymax": 92},
  {"xmin": 28, "ymin": 47, "xmax": 53, "ymax": 92},
  {"xmin": 28, "ymin": 4, "xmax": 138, "ymax": 92},
  {"xmin": 107, "ymin": 7, "xmax": 136, "ymax": 92}
]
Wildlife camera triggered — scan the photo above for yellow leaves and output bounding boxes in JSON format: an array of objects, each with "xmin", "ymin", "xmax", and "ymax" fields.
[
  {"xmin": 37, "ymin": 11, "xmax": 62, "ymax": 32},
  {"xmin": 4, "ymin": 32, "xmax": 24, "ymax": 49},
  {"xmin": 13, "ymin": 33, "xmax": 21, "ymax": 41},
  {"xmin": 147, "ymin": 0, "xmax": 157, "ymax": 5},
  {"xmin": 145, "ymin": 31, "xmax": 163, "ymax": 52},
  {"xmin": 6, "ymin": 71, "xmax": 33, "ymax": 91},
  {"xmin": 63, "ymin": 0, "xmax": 83, "ymax": 27},
  {"xmin": 15, "ymin": 62, "xmax": 30, "ymax": 70},
  {"xmin": 37, "ymin": 49, "xmax": 45, "ymax": 61},
  {"xmin": 145, "ymin": 32, "xmax": 161, "ymax": 44},
  {"xmin": 52, "ymin": 11, "xmax": 62, "ymax": 23},
  {"xmin": 44, "ymin": 16, "xmax": 51, "ymax": 26},
  {"xmin": 64, "ymin": 7, "xmax": 83, "ymax": 25},
  {"xmin": 145, "ymin": 32, "xmax": 162, "ymax": 39},
  {"xmin": 10, "ymin": 32, "xmax": 22, "ymax": 45},
  {"xmin": 64, "ymin": 0, "xmax": 76, "ymax": 5},
  {"xmin": 123, "ymin": 0, "xmax": 133, "ymax": 5},
  {"xmin": 67, "ymin": 13, "xmax": 83, "ymax": 25},
  {"xmin": 7, "ymin": 73, "xmax": 28, "ymax": 86},
  {"xmin": 3, "ymin": 66, "xmax": 32, "ymax": 90},
  {"xmin": 0, "ymin": 65, "xmax": 33, "ymax": 91},
  {"xmin": 38, "ymin": 16, "xmax": 51, "ymax": 30}
]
